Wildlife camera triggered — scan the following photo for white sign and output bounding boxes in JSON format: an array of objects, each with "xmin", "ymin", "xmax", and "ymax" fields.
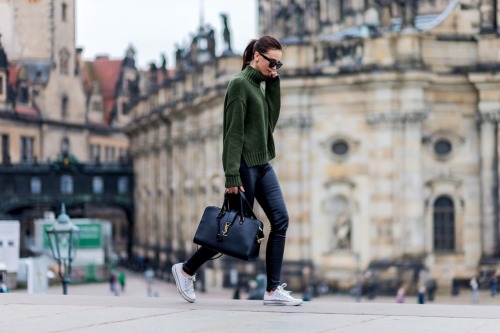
[{"xmin": 0, "ymin": 220, "xmax": 20, "ymax": 272}]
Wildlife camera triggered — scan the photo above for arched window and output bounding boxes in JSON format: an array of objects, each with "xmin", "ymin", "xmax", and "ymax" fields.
[{"xmin": 433, "ymin": 196, "xmax": 455, "ymax": 251}]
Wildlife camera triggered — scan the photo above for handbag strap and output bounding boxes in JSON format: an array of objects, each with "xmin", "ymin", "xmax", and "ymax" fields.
[{"xmin": 238, "ymin": 190, "xmax": 257, "ymax": 220}]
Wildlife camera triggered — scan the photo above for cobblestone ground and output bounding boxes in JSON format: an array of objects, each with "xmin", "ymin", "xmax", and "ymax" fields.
[{"xmin": 11, "ymin": 268, "xmax": 500, "ymax": 306}]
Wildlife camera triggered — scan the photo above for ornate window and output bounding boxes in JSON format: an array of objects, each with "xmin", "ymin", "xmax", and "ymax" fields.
[
  {"xmin": 424, "ymin": 130, "xmax": 463, "ymax": 161},
  {"xmin": 89, "ymin": 144, "xmax": 101, "ymax": 163},
  {"xmin": 30, "ymin": 177, "xmax": 41, "ymax": 194},
  {"xmin": 434, "ymin": 138, "xmax": 452, "ymax": 156},
  {"xmin": 118, "ymin": 177, "xmax": 129, "ymax": 194},
  {"xmin": 325, "ymin": 135, "xmax": 357, "ymax": 162},
  {"xmin": 331, "ymin": 139, "xmax": 349, "ymax": 155},
  {"xmin": 92, "ymin": 176, "xmax": 104, "ymax": 194},
  {"xmin": 433, "ymin": 196, "xmax": 455, "ymax": 251},
  {"xmin": 20, "ymin": 136, "xmax": 34, "ymax": 162},
  {"xmin": 60, "ymin": 175, "xmax": 73, "ymax": 194}
]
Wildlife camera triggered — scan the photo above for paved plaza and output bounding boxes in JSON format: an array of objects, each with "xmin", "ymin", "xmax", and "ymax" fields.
[{"xmin": 2, "ymin": 269, "xmax": 500, "ymax": 332}]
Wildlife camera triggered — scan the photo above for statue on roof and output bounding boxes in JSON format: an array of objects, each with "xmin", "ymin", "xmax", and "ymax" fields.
[
  {"xmin": 160, "ymin": 53, "xmax": 167, "ymax": 70},
  {"xmin": 160, "ymin": 53, "xmax": 168, "ymax": 82},
  {"xmin": 374, "ymin": 0, "xmax": 392, "ymax": 28},
  {"xmin": 396, "ymin": 0, "xmax": 417, "ymax": 30},
  {"xmin": 220, "ymin": 14, "xmax": 233, "ymax": 54},
  {"xmin": 206, "ymin": 25, "xmax": 216, "ymax": 59}
]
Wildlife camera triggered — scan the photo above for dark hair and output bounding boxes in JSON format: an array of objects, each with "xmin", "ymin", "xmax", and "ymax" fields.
[{"xmin": 242, "ymin": 35, "xmax": 282, "ymax": 70}]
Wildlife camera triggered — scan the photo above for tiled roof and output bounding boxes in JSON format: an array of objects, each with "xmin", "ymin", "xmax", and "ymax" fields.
[
  {"xmin": 15, "ymin": 104, "xmax": 40, "ymax": 117},
  {"xmin": 8, "ymin": 65, "xmax": 19, "ymax": 88},
  {"xmin": 84, "ymin": 57, "xmax": 123, "ymax": 124}
]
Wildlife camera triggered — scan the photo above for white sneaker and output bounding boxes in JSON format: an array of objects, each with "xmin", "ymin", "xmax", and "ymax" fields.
[
  {"xmin": 172, "ymin": 263, "xmax": 196, "ymax": 303},
  {"xmin": 263, "ymin": 283, "xmax": 303, "ymax": 306}
]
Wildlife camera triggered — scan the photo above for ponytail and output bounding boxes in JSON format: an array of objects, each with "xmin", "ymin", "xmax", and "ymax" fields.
[
  {"xmin": 241, "ymin": 36, "xmax": 283, "ymax": 70},
  {"xmin": 242, "ymin": 39, "xmax": 257, "ymax": 70}
]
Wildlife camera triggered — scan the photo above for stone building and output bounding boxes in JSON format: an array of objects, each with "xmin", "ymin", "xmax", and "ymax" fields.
[
  {"xmin": 0, "ymin": 0, "xmax": 138, "ymax": 261},
  {"xmin": 0, "ymin": 0, "xmax": 133, "ymax": 164},
  {"xmin": 128, "ymin": 1, "xmax": 500, "ymax": 292}
]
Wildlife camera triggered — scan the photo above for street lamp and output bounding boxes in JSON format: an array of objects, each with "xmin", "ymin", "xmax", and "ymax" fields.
[{"xmin": 45, "ymin": 204, "xmax": 80, "ymax": 295}]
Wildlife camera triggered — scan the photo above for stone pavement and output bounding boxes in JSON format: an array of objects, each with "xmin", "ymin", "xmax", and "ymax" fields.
[
  {"xmin": 2, "ymin": 292, "xmax": 500, "ymax": 333},
  {"xmin": 3, "ymin": 269, "xmax": 500, "ymax": 332},
  {"xmin": 38, "ymin": 269, "xmax": 500, "ymax": 307}
]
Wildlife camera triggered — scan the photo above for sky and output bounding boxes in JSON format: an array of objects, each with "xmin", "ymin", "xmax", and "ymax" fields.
[{"xmin": 76, "ymin": 0, "xmax": 258, "ymax": 69}]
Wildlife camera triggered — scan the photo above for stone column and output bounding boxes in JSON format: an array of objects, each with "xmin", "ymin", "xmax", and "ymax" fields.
[
  {"xmin": 402, "ymin": 112, "xmax": 427, "ymax": 255},
  {"xmin": 478, "ymin": 117, "xmax": 497, "ymax": 255},
  {"xmin": 158, "ymin": 120, "xmax": 169, "ymax": 265},
  {"xmin": 146, "ymin": 128, "xmax": 156, "ymax": 259},
  {"xmin": 366, "ymin": 113, "xmax": 399, "ymax": 258},
  {"xmin": 366, "ymin": 110, "xmax": 427, "ymax": 257},
  {"xmin": 470, "ymin": 73, "xmax": 500, "ymax": 256}
]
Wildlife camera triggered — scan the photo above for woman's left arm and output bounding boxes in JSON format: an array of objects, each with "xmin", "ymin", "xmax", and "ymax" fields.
[{"xmin": 265, "ymin": 76, "xmax": 281, "ymax": 132}]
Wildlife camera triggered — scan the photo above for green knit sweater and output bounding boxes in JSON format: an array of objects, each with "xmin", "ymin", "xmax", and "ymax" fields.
[{"xmin": 222, "ymin": 66, "xmax": 281, "ymax": 187}]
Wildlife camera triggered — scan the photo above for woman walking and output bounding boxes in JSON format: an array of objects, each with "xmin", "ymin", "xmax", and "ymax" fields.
[{"xmin": 172, "ymin": 35, "xmax": 302, "ymax": 306}]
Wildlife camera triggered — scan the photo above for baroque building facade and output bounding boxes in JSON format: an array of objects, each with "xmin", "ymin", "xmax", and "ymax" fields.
[{"xmin": 128, "ymin": 1, "xmax": 500, "ymax": 291}]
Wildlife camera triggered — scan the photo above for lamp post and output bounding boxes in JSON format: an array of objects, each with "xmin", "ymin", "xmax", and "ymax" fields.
[{"xmin": 45, "ymin": 204, "xmax": 80, "ymax": 295}]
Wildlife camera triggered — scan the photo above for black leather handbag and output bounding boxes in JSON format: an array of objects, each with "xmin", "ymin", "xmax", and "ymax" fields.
[{"xmin": 193, "ymin": 191, "xmax": 265, "ymax": 262}]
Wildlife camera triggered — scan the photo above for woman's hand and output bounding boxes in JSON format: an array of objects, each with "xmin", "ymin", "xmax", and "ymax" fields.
[
  {"xmin": 268, "ymin": 71, "xmax": 278, "ymax": 79},
  {"xmin": 226, "ymin": 186, "xmax": 245, "ymax": 194}
]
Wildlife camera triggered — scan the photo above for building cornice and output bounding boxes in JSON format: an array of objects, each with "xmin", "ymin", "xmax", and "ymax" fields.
[{"xmin": 0, "ymin": 110, "xmax": 124, "ymax": 134}]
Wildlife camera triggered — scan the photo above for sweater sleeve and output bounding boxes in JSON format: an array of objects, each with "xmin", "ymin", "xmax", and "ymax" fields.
[
  {"xmin": 265, "ymin": 76, "xmax": 281, "ymax": 132},
  {"xmin": 223, "ymin": 97, "xmax": 246, "ymax": 187}
]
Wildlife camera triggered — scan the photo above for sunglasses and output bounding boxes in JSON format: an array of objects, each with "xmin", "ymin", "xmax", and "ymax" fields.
[{"xmin": 258, "ymin": 52, "xmax": 283, "ymax": 69}]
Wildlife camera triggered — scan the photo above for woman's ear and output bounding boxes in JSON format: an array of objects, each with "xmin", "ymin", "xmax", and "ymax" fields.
[{"xmin": 253, "ymin": 51, "xmax": 260, "ymax": 63}]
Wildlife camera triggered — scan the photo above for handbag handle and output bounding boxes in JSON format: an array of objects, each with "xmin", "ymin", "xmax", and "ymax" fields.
[
  {"xmin": 238, "ymin": 190, "xmax": 258, "ymax": 220},
  {"xmin": 217, "ymin": 190, "xmax": 260, "ymax": 238},
  {"xmin": 221, "ymin": 191, "xmax": 255, "ymax": 219}
]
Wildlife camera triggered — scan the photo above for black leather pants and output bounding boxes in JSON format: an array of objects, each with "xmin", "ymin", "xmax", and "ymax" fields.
[{"xmin": 183, "ymin": 161, "xmax": 289, "ymax": 292}]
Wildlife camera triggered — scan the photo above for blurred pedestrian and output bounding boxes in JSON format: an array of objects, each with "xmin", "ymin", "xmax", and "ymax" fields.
[
  {"xmin": 0, "ymin": 275, "xmax": 8, "ymax": 293},
  {"xmin": 109, "ymin": 270, "xmax": 118, "ymax": 295},
  {"xmin": 417, "ymin": 285, "xmax": 426, "ymax": 304},
  {"xmin": 425, "ymin": 279, "xmax": 437, "ymax": 302},
  {"xmin": 489, "ymin": 272, "xmax": 498, "ymax": 297},
  {"xmin": 396, "ymin": 286, "xmax": 405, "ymax": 303},
  {"xmin": 118, "ymin": 271, "xmax": 126, "ymax": 292},
  {"xmin": 470, "ymin": 276, "xmax": 479, "ymax": 303}
]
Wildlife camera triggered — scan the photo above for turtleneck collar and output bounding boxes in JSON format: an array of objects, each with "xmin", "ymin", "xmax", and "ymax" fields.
[{"xmin": 241, "ymin": 66, "xmax": 268, "ymax": 86}]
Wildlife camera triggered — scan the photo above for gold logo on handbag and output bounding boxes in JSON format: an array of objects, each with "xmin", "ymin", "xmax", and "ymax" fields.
[{"xmin": 222, "ymin": 222, "xmax": 231, "ymax": 236}]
